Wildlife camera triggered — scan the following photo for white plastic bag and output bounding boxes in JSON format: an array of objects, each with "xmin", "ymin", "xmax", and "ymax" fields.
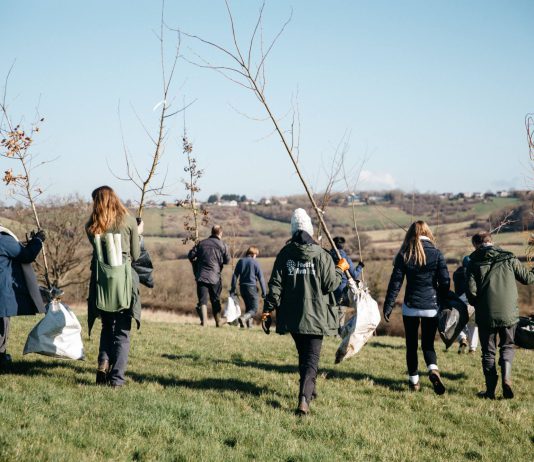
[
  {"xmin": 335, "ymin": 280, "xmax": 381, "ymax": 363},
  {"xmin": 23, "ymin": 301, "xmax": 85, "ymax": 360},
  {"xmin": 223, "ymin": 296, "xmax": 241, "ymax": 323}
]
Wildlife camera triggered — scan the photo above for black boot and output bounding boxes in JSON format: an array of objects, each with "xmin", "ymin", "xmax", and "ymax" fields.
[
  {"xmin": 477, "ymin": 368, "xmax": 498, "ymax": 399},
  {"xmin": 501, "ymin": 361, "xmax": 514, "ymax": 399},
  {"xmin": 238, "ymin": 312, "xmax": 253, "ymax": 329}
]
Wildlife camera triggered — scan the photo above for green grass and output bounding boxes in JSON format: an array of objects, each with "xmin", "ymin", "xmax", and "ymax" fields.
[{"xmin": 1, "ymin": 316, "xmax": 533, "ymax": 461}]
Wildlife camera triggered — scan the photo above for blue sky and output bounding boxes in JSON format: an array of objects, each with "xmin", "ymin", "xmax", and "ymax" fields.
[{"xmin": 1, "ymin": 0, "xmax": 533, "ymax": 203}]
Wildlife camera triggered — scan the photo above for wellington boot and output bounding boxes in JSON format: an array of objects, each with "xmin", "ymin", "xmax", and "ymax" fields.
[
  {"xmin": 296, "ymin": 396, "xmax": 309, "ymax": 416},
  {"xmin": 501, "ymin": 361, "xmax": 514, "ymax": 399},
  {"xmin": 215, "ymin": 313, "xmax": 227, "ymax": 327},
  {"xmin": 96, "ymin": 359, "xmax": 110, "ymax": 385},
  {"xmin": 238, "ymin": 312, "xmax": 253, "ymax": 329},
  {"xmin": 200, "ymin": 305, "xmax": 208, "ymax": 327},
  {"xmin": 478, "ymin": 369, "xmax": 498, "ymax": 399}
]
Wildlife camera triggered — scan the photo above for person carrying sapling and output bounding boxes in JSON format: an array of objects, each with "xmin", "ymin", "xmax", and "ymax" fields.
[
  {"xmin": 0, "ymin": 226, "xmax": 46, "ymax": 369},
  {"xmin": 86, "ymin": 185, "xmax": 142, "ymax": 387},
  {"xmin": 262, "ymin": 208, "xmax": 347, "ymax": 415}
]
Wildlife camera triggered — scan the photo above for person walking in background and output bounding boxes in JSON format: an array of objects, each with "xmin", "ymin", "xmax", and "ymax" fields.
[
  {"xmin": 86, "ymin": 186, "xmax": 142, "ymax": 387},
  {"xmin": 262, "ymin": 208, "xmax": 347, "ymax": 415},
  {"xmin": 329, "ymin": 236, "xmax": 364, "ymax": 326},
  {"xmin": 188, "ymin": 225, "xmax": 231, "ymax": 327},
  {"xmin": 230, "ymin": 246, "xmax": 266, "ymax": 328},
  {"xmin": 466, "ymin": 232, "xmax": 534, "ymax": 399},
  {"xmin": 383, "ymin": 221, "xmax": 450, "ymax": 394},
  {"xmin": 0, "ymin": 226, "xmax": 46, "ymax": 369},
  {"xmin": 453, "ymin": 256, "xmax": 478, "ymax": 354}
]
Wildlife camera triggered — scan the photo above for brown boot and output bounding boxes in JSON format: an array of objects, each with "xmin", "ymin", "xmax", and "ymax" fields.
[
  {"xmin": 214, "ymin": 312, "xmax": 227, "ymax": 327},
  {"xmin": 296, "ymin": 396, "xmax": 309, "ymax": 416},
  {"xmin": 96, "ymin": 360, "xmax": 110, "ymax": 385},
  {"xmin": 409, "ymin": 381, "xmax": 421, "ymax": 392}
]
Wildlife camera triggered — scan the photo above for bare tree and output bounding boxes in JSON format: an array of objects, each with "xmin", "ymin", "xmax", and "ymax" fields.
[
  {"xmin": 112, "ymin": 0, "xmax": 192, "ymax": 219},
  {"xmin": 172, "ymin": 1, "xmax": 347, "ymax": 261},
  {"xmin": 1, "ymin": 64, "xmax": 52, "ymax": 287}
]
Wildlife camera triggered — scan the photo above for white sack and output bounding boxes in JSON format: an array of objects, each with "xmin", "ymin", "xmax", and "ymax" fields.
[
  {"xmin": 335, "ymin": 280, "xmax": 381, "ymax": 363},
  {"xmin": 223, "ymin": 296, "xmax": 241, "ymax": 323},
  {"xmin": 23, "ymin": 300, "xmax": 85, "ymax": 360}
]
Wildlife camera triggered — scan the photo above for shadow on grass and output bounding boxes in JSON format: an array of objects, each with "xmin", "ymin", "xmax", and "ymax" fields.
[
  {"xmin": 368, "ymin": 341, "xmax": 404, "ymax": 350},
  {"xmin": 127, "ymin": 371, "xmax": 267, "ymax": 396},
  {"xmin": 3, "ymin": 358, "xmax": 93, "ymax": 384}
]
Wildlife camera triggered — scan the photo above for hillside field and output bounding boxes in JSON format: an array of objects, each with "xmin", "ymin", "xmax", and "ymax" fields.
[{"xmin": 1, "ymin": 315, "xmax": 533, "ymax": 462}]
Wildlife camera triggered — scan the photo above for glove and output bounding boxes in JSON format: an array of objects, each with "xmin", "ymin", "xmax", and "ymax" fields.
[
  {"xmin": 357, "ymin": 261, "xmax": 365, "ymax": 269},
  {"xmin": 32, "ymin": 229, "xmax": 46, "ymax": 242},
  {"xmin": 383, "ymin": 307, "xmax": 392, "ymax": 323},
  {"xmin": 336, "ymin": 257, "xmax": 350, "ymax": 272},
  {"xmin": 261, "ymin": 312, "xmax": 272, "ymax": 335}
]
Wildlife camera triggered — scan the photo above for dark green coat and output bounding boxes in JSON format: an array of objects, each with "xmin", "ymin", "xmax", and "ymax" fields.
[
  {"xmin": 264, "ymin": 241, "xmax": 343, "ymax": 336},
  {"xmin": 86, "ymin": 215, "xmax": 141, "ymax": 335},
  {"xmin": 466, "ymin": 246, "xmax": 534, "ymax": 328}
]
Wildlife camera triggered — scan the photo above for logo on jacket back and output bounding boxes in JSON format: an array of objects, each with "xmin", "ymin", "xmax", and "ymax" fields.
[{"xmin": 287, "ymin": 259, "xmax": 315, "ymax": 276}]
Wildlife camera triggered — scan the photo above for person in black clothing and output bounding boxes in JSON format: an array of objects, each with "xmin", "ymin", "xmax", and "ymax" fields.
[
  {"xmin": 383, "ymin": 221, "xmax": 450, "ymax": 394},
  {"xmin": 453, "ymin": 256, "xmax": 479, "ymax": 354},
  {"xmin": 230, "ymin": 246, "xmax": 266, "ymax": 328},
  {"xmin": 188, "ymin": 225, "xmax": 231, "ymax": 327}
]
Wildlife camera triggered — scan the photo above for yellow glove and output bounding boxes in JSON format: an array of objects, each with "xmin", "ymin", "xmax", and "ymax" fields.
[{"xmin": 336, "ymin": 257, "xmax": 350, "ymax": 272}]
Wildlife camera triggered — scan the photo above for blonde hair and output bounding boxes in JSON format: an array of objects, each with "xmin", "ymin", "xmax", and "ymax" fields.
[
  {"xmin": 87, "ymin": 186, "xmax": 129, "ymax": 235},
  {"xmin": 246, "ymin": 246, "xmax": 259, "ymax": 257},
  {"xmin": 401, "ymin": 221, "xmax": 435, "ymax": 266}
]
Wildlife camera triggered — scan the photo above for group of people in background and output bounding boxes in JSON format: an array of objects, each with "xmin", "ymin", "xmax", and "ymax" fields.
[{"xmin": 1, "ymin": 187, "xmax": 532, "ymax": 415}]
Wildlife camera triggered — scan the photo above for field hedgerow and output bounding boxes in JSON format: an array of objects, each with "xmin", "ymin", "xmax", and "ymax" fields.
[{"xmin": 1, "ymin": 315, "xmax": 533, "ymax": 462}]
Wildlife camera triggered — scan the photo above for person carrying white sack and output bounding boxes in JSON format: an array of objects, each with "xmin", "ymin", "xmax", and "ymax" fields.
[
  {"xmin": 86, "ymin": 186, "xmax": 142, "ymax": 387},
  {"xmin": 453, "ymin": 256, "xmax": 478, "ymax": 354},
  {"xmin": 262, "ymin": 208, "xmax": 348, "ymax": 415},
  {"xmin": 0, "ymin": 225, "xmax": 46, "ymax": 369}
]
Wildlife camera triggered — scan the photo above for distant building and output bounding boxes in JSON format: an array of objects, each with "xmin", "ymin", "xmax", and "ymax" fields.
[
  {"xmin": 496, "ymin": 190, "xmax": 510, "ymax": 198},
  {"xmin": 218, "ymin": 200, "xmax": 238, "ymax": 207}
]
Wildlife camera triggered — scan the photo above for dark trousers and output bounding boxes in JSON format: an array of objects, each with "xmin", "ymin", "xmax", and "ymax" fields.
[
  {"xmin": 291, "ymin": 333, "xmax": 323, "ymax": 402},
  {"xmin": 98, "ymin": 311, "xmax": 132, "ymax": 386},
  {"xmin": 403, "ymin": 316, "xmax": 438, "ymax": 375},
  {"xmin": 197, "ymin": 280, "xmax": 222, "ymax": 315},
  {"xmin": 0, "ymin": 317, "xmax": 9, "ymax": 354},
  {"xmin": 478, "ymin": 324, "xmax": 517, "ymax": 375},
  {"xmin": 240, "ymin": 284, "xmax": 259, "ymax": 315}
]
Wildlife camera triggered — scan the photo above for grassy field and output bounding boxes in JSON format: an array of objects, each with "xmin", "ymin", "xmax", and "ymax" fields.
[{"xmin": 1, "ymin": 315, "xmax": 533, "ymax": 462}]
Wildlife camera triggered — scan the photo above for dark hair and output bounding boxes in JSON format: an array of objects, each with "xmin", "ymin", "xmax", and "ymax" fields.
[
  {"xmin": 333, "ymin": 236, "xmax": 345, "ymax": 250},
  {"xmin": 472, "ymin": 232, "xmax": 492, "ymax": 247},
  {"xmin": 212, "ymin": 225, "xmax": 223, "ymax": 236}
]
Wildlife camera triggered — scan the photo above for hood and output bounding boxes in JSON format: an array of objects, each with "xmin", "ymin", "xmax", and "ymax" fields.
[
  {"xmin": 469, "ymin": 246, "xmax": 513, "ymax": 265},
  {"xmin": 289, "ymin": 241, "xmax": 323, "ymax": 260}
]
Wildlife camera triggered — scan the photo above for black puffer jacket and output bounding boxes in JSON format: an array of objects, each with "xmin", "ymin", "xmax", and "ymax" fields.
[
  {"xmin": 188, "ymin": 235, "xmax": 231, "ymax": 285},
  {"xmin": 383, "ymin": 240, "xmax": 450, "ymax": 317}
]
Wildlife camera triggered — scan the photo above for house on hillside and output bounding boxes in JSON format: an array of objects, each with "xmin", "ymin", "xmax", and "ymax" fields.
[
  {"xmin": 347, "ymin": 193, "xmax": 364, "ymax": 205},
  {"xmin": 496, "ymin": 190, "xmax": 510, "ymax": 198},
  {"xmin": 218, "ymin": 200, "xmax": 238, "ymax": 207}
]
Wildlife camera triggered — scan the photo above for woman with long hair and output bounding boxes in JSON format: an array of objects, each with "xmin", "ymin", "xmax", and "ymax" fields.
[
  {"xmin": 86, "ymin": 186, "xmax": 142, "ymax": 387},
  {"xmin": 383, "ymin": 221, "xmax": 450, "ymax": 394}
]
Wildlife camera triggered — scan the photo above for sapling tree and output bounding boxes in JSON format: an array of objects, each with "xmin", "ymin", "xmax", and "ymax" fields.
[
  {"xmin": 1, "ymin": 66, "xmax": 52, "ymax": 287},
  {"xmin": 177, "ymin": 125, "xmax": 209, "ymax": 244},
  {"xmin": 172, "ymin": 0, "xmax": 346, "ymax": 263}
]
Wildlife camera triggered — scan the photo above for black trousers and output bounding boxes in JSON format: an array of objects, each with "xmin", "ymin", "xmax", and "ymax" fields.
[
  {"xmin": 291, "ymin": 333, "xmax": 323, "ymax": 402},
  {"xmin": 240, "ymin": 284, "xmax": 259, "ymax": 315},
  {"xmin": 196, "ymin": 280, "xmax": 222, "ymax": 315},
  {"xmin": 98, "ymin": 310, "xmax": 132, "ymax": 386},
  {"xmin": 403, "ymin": 316, "xmax": 438, "ymax": 376},
  {"xmin": 0, "ymin": 317, "xmax": 9, "ymax": 354},
  {"xmin": 478, "ymin": 324, "xmax": 517, "ymax": 375}
]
